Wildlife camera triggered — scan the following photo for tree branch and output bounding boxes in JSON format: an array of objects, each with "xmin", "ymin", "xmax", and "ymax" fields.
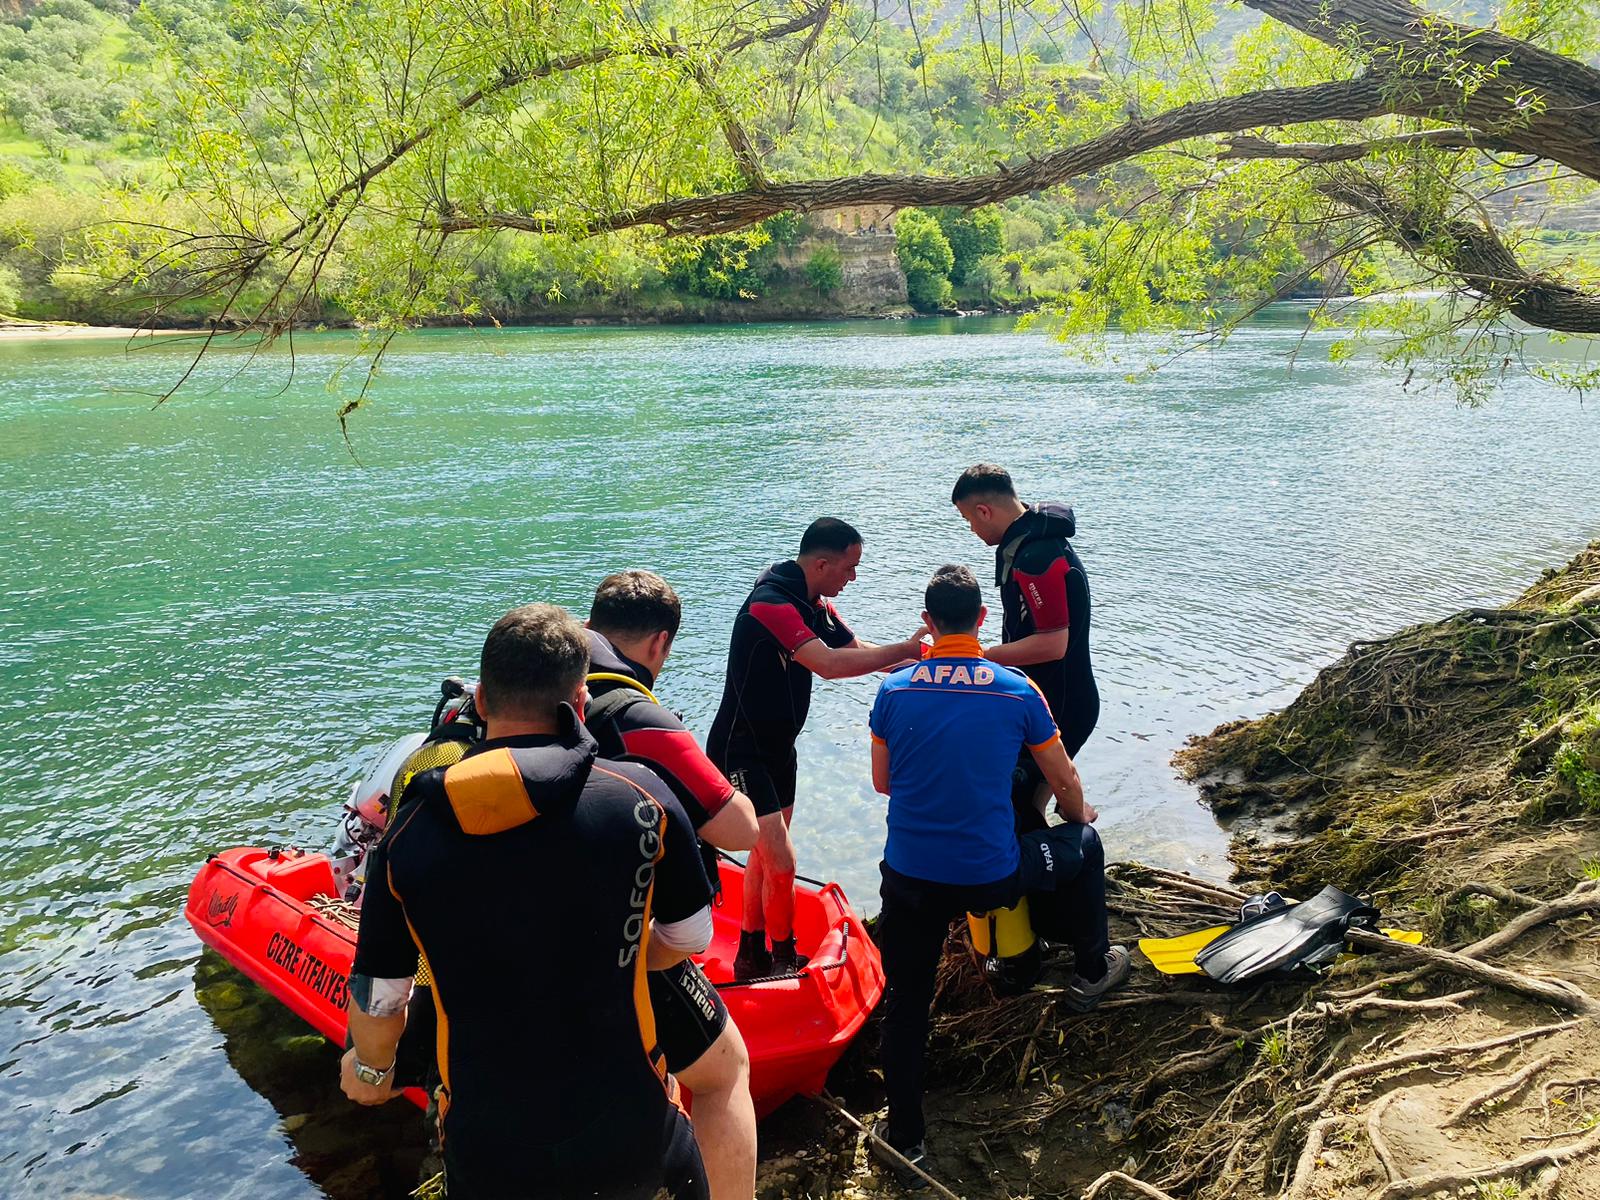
[
  {"xmin": 275, "ymin": 1, "xmax": 832, "ymax": 248},
  {"xmin": 1322, "ymin": 177, "xmax": 1600, "ymax": 333},
  {"xmin": 433, "ymin": 76, "xmax": 1398, "ymax": 237},
  {"xmin": 1242, "ymin": 0, "xmax": 1600, "ymax": 180},
  {"xmin": 1219, "ymin": 129, "xmax": 1528, "ymax": 163}
]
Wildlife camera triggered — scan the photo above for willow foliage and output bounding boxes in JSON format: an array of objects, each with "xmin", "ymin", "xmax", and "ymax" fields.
[{"xmin": 105, "ymin": 0, "xmax": 1600, "ymax": 406}]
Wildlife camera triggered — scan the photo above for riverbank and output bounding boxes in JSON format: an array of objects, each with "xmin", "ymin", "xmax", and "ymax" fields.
[
  {"xmin": 0, "ymin": 303, "xmax": 1039, "ymax": 339},
  {"xmin": 768, "ymin": 542, "xmax": 1600, "ymax": 1199}
]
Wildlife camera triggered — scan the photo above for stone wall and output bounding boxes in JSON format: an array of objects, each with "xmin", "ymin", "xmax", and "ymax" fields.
[{"xmin": 773, "ymin": 215, "xmax": 908, "ymax": 312}]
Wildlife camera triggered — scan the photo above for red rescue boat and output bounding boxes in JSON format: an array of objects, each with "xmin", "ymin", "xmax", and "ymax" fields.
[{"xmin": 186, "ymin": 846, "xmax": 884, "ymax": 1118}]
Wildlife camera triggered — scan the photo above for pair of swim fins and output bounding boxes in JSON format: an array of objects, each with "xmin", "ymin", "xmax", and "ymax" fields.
[{"xmin": 1139, "ymin": 885, "xmax": 1424, "ymax": 982}]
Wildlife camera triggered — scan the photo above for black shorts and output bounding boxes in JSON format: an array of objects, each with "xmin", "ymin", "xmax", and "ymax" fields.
[
  {"xmin": 444, "ymin": 1103, "xmax": 707, "ymax": 1199},
  {"xmin": 649, "ymin": 959, "xmax": 730, "ymax": 1072},
  {"xmin": 725, "ymin": 754, "xmax": 797, "ymax": 818}
]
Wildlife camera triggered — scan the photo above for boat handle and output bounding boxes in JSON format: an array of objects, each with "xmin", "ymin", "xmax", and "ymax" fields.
[{"xmin": 803, "ymin": 919, "xmax": 851, "ymax": 974}]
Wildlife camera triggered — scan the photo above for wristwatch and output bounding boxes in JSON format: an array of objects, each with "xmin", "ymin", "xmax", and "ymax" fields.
[{"xmin": 352, "ymin": 1056, "xmax": 394, "ymax": 1087}]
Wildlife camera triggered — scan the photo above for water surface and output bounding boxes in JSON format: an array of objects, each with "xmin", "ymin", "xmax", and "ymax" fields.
[{"xmin": 3, "ymin": 315, "xmax": 1597, "ymax": 1197}]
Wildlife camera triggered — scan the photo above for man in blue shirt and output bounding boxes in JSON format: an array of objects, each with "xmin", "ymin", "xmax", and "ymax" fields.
[{"xmin": 867, "ymin": 565, "xmax": 1129, "ymax": 1178}]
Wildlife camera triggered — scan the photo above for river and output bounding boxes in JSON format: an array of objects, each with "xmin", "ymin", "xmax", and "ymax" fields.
[{"xmin": 2, "ymin": 314, "xmax": 1597, "ymax": 1197}]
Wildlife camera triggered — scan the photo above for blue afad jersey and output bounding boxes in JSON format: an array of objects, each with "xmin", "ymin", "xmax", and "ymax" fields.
[{"xmin": 869, "ymin": 636, "xmax": 1061, "ymax": 886}]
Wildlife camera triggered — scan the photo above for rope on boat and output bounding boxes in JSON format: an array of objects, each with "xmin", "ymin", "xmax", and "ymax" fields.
[{"xmin": 308, "ymin": 894, "xmax": 361, "ymax": 930}]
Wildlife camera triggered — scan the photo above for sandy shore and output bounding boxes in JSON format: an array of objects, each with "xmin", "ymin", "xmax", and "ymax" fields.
[{"xmin": 0, "ymin": 322, "xmax": 193, "ymax": 341}]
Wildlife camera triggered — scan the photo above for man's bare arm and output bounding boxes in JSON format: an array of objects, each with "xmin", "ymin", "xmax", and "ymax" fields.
[
  {"xmin": 699, "ymin": 790, "xmax": 759, "ymax": 851},
  {"xmin": 1029, "ymin": 738, "xmax": 1097, "ymax": 824},
  {"xmin": 871, "ymin": 739, "xmax": 891, "ymax": 796},
  {"xmin": 794, "ymin": 629, "xmax": 924, "ymax": 680},
  {"xmin": 341, "ymin": 994, "xmax": 408, "ymax": 1106},
  {"xmin": 986, "ymin": 627, "xmax": 1070, "ymax": 668}
]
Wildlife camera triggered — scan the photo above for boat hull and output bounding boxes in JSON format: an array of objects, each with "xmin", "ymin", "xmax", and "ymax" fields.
[{"xmin": 185, "ymin": 846, "xmax": 883, "ymax": 1118}]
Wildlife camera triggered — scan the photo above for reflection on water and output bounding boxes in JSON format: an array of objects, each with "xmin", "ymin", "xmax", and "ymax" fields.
[
  {"xmin": 194, "ymin": 952, "xmax": 430, "ymax": 1198},
  {"xmin": 2, "ymin": 315, "xmax": 1597, "ymax": 1196}
]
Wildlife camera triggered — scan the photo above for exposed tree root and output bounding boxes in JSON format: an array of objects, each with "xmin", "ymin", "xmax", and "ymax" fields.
[
  {"xmin": 1083, "ymin": 1171, "xmax": 1184, "ymax": 1200},
  {"xmin": 1266, "ymin": 1021, "xmax": 1581, "ymax": 1172},
  {"xmin": 1443, "ymin": 1052, "xmax": 1561, "ymax": 1127},
  {"xmin": 1283, "ymin": 1114, "xmax": 1355, "ymax": 1200},
  {"xmin": 1374, "ymin": 1125, "xmax": 1600, "ymax": 1199},
  {"xmin": 1366, "ymin": 1090, "xmax": 1403, "ymax": 1183},
  {"xmin": 1344, "ymin": 927, "xmax": 1599, "ymax": 1014}
]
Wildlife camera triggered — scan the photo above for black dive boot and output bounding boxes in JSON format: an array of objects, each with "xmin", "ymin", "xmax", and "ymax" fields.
[
  {"xmin": 732, "ymin": 930, "xmax": 772, "ymax": 981},
  {"xmin": 770, "ymin": 935, "xmax": 809, "ymax": 975}
]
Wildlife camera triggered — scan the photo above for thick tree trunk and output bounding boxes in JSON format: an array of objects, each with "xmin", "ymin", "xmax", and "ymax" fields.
[{"xmin": 1244, "ymin": 0, "xmax": 1600, "ymax": 180}]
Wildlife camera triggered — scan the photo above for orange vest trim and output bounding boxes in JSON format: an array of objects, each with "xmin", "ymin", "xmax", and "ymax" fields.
[{"xmin": 443, "ymin": 748, "xmax": 539, "ymax": 834}]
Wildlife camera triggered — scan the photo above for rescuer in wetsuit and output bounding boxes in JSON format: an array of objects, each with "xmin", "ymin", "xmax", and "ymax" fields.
[
  {"xmin": 341, "ymin": 604, "xmax": 715, "ymax": 1200},
  {"xmin": 582, "ymin": 569, "xmax": 760, "ymax": 1200},
  {"xmin": 707, "ymin": 518, "xmax": 927, "ymax": 980},
  {"xmin": 952, "ymin": 464, "xmax": 1098, "ymax": 829},
  {"xmin": 867, "ymin": 565, "xmax": 1128, "ymax": 1183}
]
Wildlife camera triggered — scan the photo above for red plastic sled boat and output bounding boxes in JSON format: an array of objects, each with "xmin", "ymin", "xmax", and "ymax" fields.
[{"xmin": 186, "ymin": 846, "xmax": 884, "ymax": 1117}]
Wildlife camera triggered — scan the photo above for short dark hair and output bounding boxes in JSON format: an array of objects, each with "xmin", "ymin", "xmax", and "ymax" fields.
[
  {"xmin": 798, "ymin": 517, "xmax": 863, "ymax": 558},
  {"xmin": 951, "ymin": 463, "xmax": 1016, "ymax": 505},
  {"xmin": 924, "ymin": 564, "xmax": 983, "ymax": 634},
  {"xmin": 479, "ymin": 603, "xmax": 590, "ymax": 718},
  {"xmin": 588, "ymin": 570, "xmax": 682, "ymax": 640}
]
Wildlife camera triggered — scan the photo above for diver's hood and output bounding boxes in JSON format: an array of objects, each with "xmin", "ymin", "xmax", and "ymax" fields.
[
  {"xmin": 997, "ymin": 502, "xmax": 1076, "ymax": 585},
  {"xmin": 755, "ymin": 560, "xmax": 810, "ymax": 605}
]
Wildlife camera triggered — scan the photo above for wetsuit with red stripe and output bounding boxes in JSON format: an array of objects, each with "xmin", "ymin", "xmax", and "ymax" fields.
[
  {"xmin": 586, "ymin": 630, "xmax": 735, "ymax": 830},
  {"xmin": 706, "ymin": 560, "xmax": 855, "ymax": 815},
  {"xmin": 996, "ymin": 502, "xmax": 1098, "ymax": 756},
  {"xmin": 584, "ymin": 629, "xmax": 734, "ymax": 1072},
  {"xmin": 353, "ymin": 707, "xmax": 712, "ymax": 1200}
]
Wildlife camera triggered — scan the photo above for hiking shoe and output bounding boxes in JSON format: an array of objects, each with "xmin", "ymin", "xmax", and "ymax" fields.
[
  {"xmin": 770, "ymin": 935, "xmax": 809, "ymax": 975},
  {"xmin": 1059, "ymin": 945, "xmax": 1131, "ymax": 1012},
  {"xmin": 869, "ymin": 1119, "xmax": 929, "ymax": 1191},
  {"xmin": 732, "ymin": 931, "xmax": 772, "ymax": 981}
]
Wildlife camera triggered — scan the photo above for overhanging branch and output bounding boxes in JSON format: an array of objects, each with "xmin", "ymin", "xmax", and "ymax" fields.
[
  {"xmin": 434, "ymin": 76, "xmax": 1399, "ymax": 236},
  {"xmin": 1219, "ymin": 129, "xmax": 1529, "ymax": 163},
  {"xmin": 1242, "ymin": 0, "xmax": 1600, "ymax": 180},
  {"xmin": 1323, "ymin": 177, "xmax": 1600, "ymax": 333}
]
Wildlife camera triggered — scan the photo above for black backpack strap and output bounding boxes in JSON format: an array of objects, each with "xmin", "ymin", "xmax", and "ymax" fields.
[{"xmin": 583, "ymin": 684, "xmax": 652, "ymax": 759}]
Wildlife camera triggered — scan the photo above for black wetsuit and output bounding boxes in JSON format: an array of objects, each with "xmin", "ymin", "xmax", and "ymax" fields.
[
  {"xmin": 997, "ymin": 503, "xmax": 1098, "ymax": 757},
  {"xmin": 585, "ymin": 629, "xmax": 734, "ymax": 1072},
  {"xmin": 353, "ymin": 707, "xmax": 713, "ymax": 1200},
  {"xmin": 706, "ymin": 561, "xmax": 855, "ymax": 816}
]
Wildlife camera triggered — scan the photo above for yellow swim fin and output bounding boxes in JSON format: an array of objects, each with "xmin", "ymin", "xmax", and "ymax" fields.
[
  {"xmin": 1380, "ymin": 928, "xmax": 1424, "ymax": 945},
  {"xmin": 1137, "ymin": 926, "xmax": 1230, "ymax": 975},
  {"xmin": 1140, "ymin": 924, "xmax": 1424, "ymax": 975}
]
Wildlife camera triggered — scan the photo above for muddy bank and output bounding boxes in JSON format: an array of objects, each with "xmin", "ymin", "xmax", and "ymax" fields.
[{"xmin": 773, "ymin": 543, "xmax": 1600, "ymax": 1200}]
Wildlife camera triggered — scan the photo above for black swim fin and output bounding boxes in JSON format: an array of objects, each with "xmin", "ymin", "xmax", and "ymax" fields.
[{"xmin": 1193, "ymin": 885, "xmax": 1380, "ymax": 983}]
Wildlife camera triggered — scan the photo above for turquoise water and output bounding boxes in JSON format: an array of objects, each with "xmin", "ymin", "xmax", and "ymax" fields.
[{"xmin": 2, "ymin": 315, "xmax": 1597, "ymax": 1196}]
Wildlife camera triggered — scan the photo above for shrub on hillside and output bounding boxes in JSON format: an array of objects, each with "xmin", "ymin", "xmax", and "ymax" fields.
[
  {"xmin": 804, "ymin": 245, "xmax": 843, "ymax": 296},
  {"xmin": 661, "ymin": 226, "xmax": 775, "ymax": 300},
  {"xmin": 932, "ymin": 207, "xmax": 1003, "ymax": 285},
  {"xmin": 895, "ymin": 208, "xmax": 954, "ymax": 312},
  {"xmin": 0, "ymin": 262, "xmax": 21, "ymax": 314}
]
